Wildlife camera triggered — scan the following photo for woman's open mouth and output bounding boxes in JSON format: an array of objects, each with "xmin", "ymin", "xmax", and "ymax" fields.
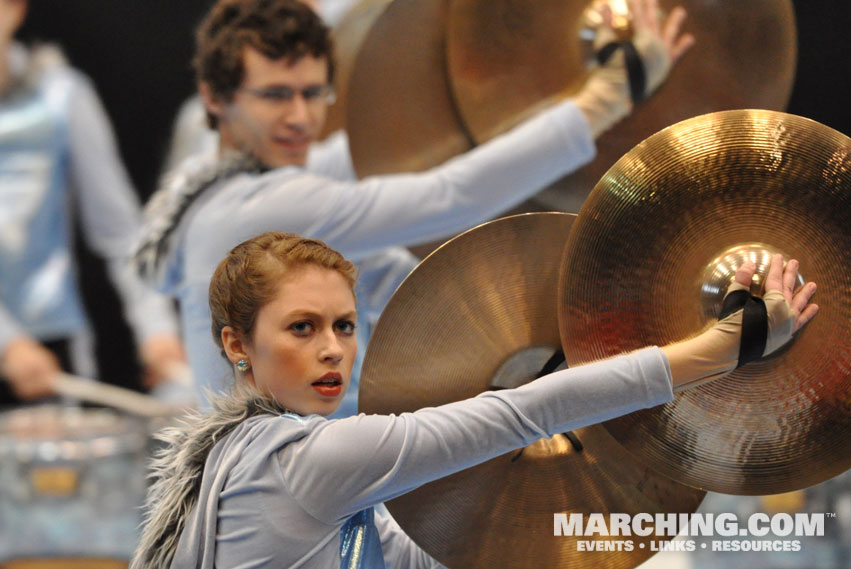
[{"xmin": 312, "ymin": 373, "xmax": 342, "ymax": 397}]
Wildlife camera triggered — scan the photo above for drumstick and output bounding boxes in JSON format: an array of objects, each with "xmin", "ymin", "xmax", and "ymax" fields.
[{"xmin": 54, "ymin": 373, "xmax": 179, "ymax": 418}]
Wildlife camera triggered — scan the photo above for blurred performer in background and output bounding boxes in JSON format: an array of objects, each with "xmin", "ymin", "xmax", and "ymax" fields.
[
  {"xmin": 161, "ymin": 0, "xmax": 360, "ymax": 172},
  {"xmin": 0, "ymin": 0, "xmax": 186, "ymax": 404},
  {"xmin": 135, "ymin": 0, "xmax": 693, "ymax": 408}
]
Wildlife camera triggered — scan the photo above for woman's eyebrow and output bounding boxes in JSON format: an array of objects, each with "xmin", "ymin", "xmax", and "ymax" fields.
[{"xmin": 283, "ymin": 309, "xmax": 357, "ymax": 319}]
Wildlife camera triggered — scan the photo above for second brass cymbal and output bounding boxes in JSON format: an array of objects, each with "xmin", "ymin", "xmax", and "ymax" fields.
[
  {"xmin": 446, "ymin": 0, "xmax": 589, "ymax": 142},
  {"xmin": 319, "ymin": 0, "xmax": 393, "ymax": 139},
  {"xmin": 558, "ymin": 109, "xmax": 851, "ymax": 495},
  {"xmin": 360, "ymin": 213, "xmax": 705, "ymax": 569},
  {"xmin": 446, "ymin": 0, "xmax": 798, "ymax": 212},
  {"xmin": 346, "ymin": 0, "xmax": 472, "ymax": 177}
]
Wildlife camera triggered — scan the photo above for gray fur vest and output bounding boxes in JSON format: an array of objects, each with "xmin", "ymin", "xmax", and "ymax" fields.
[{"xmin": 130, "ymin": 385, "xmax": 290, "ymax": 569}]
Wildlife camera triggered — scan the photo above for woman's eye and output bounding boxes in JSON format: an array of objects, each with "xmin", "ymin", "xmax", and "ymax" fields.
[
  {"xmin": 289, "ymin": 321, "xmax": 313, "ymax": 336},
  {"xmin": 335, "ymin": 320, "xmax": 356, "ymax": 335}
]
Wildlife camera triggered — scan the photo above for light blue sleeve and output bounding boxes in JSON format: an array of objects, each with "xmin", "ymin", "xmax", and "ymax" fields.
[
  {"xmin": 194, "ymin": 99, "xmax": 595, "ymax": 264},
  {"xmin": 281, "ymin": 347, "xmax": 673, "ymax": 524},
  {"xmin": 62, "ymin": 72, "xmax": 179, "ymax": 343},
  {"xmin": 312, "ymin": 100, "xmax": 595, "ymax": 256},
  {"xmin": 0, "ymin": 302, "xmax": 25, "ymax": 353}
]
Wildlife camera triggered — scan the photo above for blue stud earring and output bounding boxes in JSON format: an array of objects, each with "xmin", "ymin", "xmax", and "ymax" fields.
[{"xmin": 236, "ymin": 359, "xmax": 251, "ymax": 372}]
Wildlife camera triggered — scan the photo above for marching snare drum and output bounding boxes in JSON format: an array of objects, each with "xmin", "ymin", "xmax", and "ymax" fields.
[{"xmin": 0, "ymin": 405, "xmax": 149, "ymax": 562}]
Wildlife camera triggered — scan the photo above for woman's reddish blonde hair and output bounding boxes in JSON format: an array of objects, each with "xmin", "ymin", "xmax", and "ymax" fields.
[{"xmin": 209, "ymin": 231, "xmax": 357, "ymax": 352}]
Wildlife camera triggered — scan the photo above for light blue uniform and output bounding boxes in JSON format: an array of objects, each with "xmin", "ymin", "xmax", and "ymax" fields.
[
  {"xmin": 143, "ymin": 99, "xmax": 596, "ymax": 408},
  {"xmin": 162, "ymin": 348, "xmax": 673, "ymax": 568}
]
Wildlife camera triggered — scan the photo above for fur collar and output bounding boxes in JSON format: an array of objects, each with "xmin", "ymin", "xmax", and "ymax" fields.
[
  {"xmin": 133, "ymin": 152, "xmax": 267, "ymax": 287},
  {"xmin": 131, "ymin": 384, "xmax": 291, "ymax": 569}
]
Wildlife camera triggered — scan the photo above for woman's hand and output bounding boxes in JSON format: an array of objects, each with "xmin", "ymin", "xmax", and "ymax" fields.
[
  {"xmin": 664, "ymin": 254, "xmax": 818, "ymax": 392},
  {"xmin": 763, "ymin": 254, "xmax": 819, "ymax": 334}
]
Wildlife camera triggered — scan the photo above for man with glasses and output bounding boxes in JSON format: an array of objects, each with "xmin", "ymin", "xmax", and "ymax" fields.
[{"xmin": 135, "ymin": 0, "xmax": 694, "ymax": 410}]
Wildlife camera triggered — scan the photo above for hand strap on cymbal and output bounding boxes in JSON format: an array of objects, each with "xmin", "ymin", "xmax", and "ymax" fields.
[
  {"xmin": 505, "ymin": 349, "xmax": 584, "ymax": 462},
  {"xmin": 596, "ymin": 41, "xmax": 647, "ymax": 103},
  {"xmin": 536, "ymin": 349, "xmax": 567, "ymax": 377},
  {"xmin": 719, "ymin": 290, "xmax": 768, "ymax": 366}
]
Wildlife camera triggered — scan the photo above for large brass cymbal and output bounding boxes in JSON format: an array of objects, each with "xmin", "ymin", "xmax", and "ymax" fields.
[
  {"xmin": 558, "ymin": 110, "xmax": 851, "ymax": 495},
  {"xmin": 319, "ymin": 0, "xmax": 393, "ymax": 139},
  {"xmin": 346, "ymin": 0, "xmax": 472, "ymax": 177},
  {"xmin": 360, "ymin": 213, "xmax": 705, "ymax": 569},
  {"xmin": 447, "ymin": 0, "xmax": 797, "ymax": 212},
  {"xmin": 446, "ymin": 0, "xmax": 589, "ymax": 143}
]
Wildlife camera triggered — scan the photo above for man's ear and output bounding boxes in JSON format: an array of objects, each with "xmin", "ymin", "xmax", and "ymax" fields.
[
  {"xmin": 3, "ymin": 0, "xmax": 28, "ymax": 38},
  {"xmin": 199, "ymin": 82, "xmax": 226, "ymax": 120},
  {"xmin": 15, "ymin": 0, "xmax": 28, "ymax": 31},
  {"xmin": 221, "ymin": 325, "xmax": 248, "ymax": 365}
]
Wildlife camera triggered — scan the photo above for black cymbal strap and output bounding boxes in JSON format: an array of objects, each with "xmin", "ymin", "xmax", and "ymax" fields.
[
  {"xmin": 718, "ymin": 289, "xmax": 768, "ymax": 367},
  {"xmin": 596, "ymin": 40, "xmax": 647, "ymax": 103}
]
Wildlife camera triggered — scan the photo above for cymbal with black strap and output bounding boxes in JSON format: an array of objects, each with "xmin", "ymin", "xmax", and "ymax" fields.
[
  {"xmin": 360, "ymin": 212, "xmax": 706, "ymax": 569},
  {"xmin": 558, "ymin": 109, "xmax": 851, "ymax": 495}
]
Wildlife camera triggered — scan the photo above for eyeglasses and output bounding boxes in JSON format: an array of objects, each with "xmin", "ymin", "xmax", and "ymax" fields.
[{"xmin": 240, "ymin": 85, "xmax": 336, "ymax": 105}]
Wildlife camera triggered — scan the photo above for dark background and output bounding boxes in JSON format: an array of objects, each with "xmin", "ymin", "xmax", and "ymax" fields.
[{"xmin": 17, "ymin": 1, "xmax": 851, "ymax": 390}]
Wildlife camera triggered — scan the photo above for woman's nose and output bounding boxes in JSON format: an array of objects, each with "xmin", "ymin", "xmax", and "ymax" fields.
[{"xmin": 318, "ymin": 330, "xmax": 344, "ymax": 364}]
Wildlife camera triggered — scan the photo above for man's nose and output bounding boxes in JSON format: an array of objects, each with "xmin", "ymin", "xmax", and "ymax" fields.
[{"xmin": 284, "ymin": 93, "xmax": 312, "ymax": 126}]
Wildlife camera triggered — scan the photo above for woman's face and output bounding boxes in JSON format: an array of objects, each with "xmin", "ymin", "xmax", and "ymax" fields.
[{"xmin": 242, "ymin": 265, "xmax": 357, "ymax": 416}]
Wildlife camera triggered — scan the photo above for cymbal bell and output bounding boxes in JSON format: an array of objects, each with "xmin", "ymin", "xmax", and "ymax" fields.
[
  {"xmin": 360, "ymin": 213, "xmax": 705, "ymax": 569},
  {"xmin": 558, "ymin": 109, "xmax": 851, "ymax": 495}
]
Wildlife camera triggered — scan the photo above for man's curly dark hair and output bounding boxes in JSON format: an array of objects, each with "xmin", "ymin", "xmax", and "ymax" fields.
[{"xmin": 194, "ymin": 0, "xmax": 335, "ymax": 128}]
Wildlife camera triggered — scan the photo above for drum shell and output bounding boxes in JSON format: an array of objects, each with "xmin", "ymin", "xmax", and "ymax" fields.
[{"xmin": 0, "ymin": 406, "xmax": 149, "ymax": 561}]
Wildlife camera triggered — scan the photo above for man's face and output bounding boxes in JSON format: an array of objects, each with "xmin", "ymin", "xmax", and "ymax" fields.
[{"xmin": 205, "ymin": 46, "xmax": 331, "ymax": 168}]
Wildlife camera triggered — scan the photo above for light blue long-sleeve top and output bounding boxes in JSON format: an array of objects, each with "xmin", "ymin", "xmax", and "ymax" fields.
[
  {"xmin": 166, "ymin": 347, "xmax": 673, "ymax": 568},
  {"xmin": 147, "ymin": 98, "xmax": 596, "ymax": 409}
]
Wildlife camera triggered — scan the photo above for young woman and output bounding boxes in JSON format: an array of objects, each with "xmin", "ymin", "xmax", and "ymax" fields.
[{"xmin": 131, "ymin": 231, "xmax": 818, "ymax": 569}]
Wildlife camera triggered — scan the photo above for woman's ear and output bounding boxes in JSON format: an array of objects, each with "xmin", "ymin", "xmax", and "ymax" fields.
[{"xmin": 221, "ymin": 325, "xmax": 248, "ymax": 365}]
